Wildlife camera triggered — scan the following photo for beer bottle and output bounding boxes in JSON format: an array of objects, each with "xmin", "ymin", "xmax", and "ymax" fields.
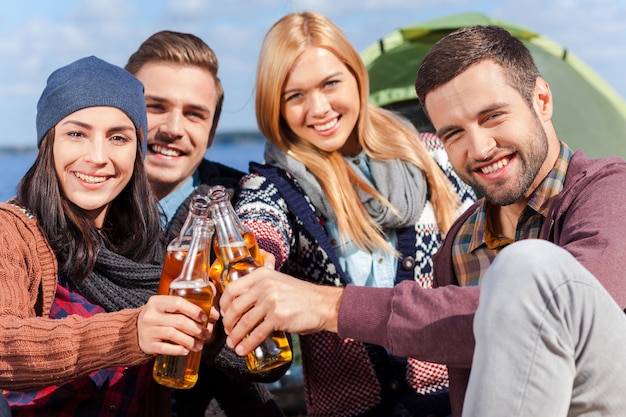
[
  {"xmin": 208, "ymin": 189, "xmax": 292, "ymax": 373},
  {"xmin": 157, "ymin": 191, "xmax": 211, "ymax": 295},
  {"xmin": 153, "ymin": 217, "xmax": 215, "ymax": 389},
  {"xmin": 207, "ymin": 185, "xmax": 262, "ymax": 292}
]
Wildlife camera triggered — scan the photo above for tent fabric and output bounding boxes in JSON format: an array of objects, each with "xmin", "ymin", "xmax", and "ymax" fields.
[{"xmin": 361, "ymin": 12, "xmax": 626, "ymax": 159}]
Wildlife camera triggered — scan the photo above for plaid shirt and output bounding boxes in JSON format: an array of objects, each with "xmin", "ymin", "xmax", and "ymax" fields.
[
  {"xmin": 452, "ymin": 143, "xmax": 573, "ymax": 286},
  {"xmin": 5, "ymin": 274, "xmax": 151, "ymax": 416}
]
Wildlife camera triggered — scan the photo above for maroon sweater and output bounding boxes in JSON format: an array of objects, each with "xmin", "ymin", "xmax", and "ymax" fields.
[{"xmin": 338, "ymin": 151, "xmax": 626, "ymax": 416}]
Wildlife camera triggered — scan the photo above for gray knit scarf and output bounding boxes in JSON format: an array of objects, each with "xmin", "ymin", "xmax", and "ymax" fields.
[
  {"xmin": 264, "ymin": 141, "xmax": 427, "ymax": 228},
  {"xmin": 71, "ymin": 246, "xmax": 162, "ymax": 312}
]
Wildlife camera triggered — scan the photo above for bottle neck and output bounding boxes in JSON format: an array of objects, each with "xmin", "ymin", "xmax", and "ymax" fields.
[
  {"xmin": 208, "ymin": 185, "xmax": 259, "ymax": 265},
  {"xmin": 212, "ymin": 204, "xmax": 254, "ymax": 264},
  {"xmin": 208, "ymin": 185, "xmax": 249, "ymax": 232},
  {"xmin": 175, "ymin": 193, "xmax": 211, "ymax": 245},
  {"xmin": 176, "ymin": 218, "xmax": 212, "ymax": 283}
]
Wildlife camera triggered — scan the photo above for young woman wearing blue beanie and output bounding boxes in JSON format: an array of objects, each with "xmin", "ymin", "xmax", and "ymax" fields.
[{"xmin": 0, "ymin": 56, "xmax": 214, "ymax": 416}]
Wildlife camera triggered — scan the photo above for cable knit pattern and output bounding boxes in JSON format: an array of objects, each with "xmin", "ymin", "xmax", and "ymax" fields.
[
  {"xmin": 0, "ymin": 203, "xmax": 149, "ymax": 391},
  {"xmin": 237, "ymin": 133, "xmax": 476, "ymax": 416}
]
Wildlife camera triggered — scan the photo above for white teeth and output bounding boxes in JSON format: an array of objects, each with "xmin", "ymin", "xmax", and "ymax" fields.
[
  {"xmin": 74, "ymin": 172, "xmax": 107, "ymax": 184},
  {"xmin": 151, "ymin": 144, "xmax": 181, "ymax": 157},
  {"xmin": 313, "ymin": 118, "xmax": 338, "ymax": 131},
  {"xmin": 481, "ymin": 158, "xmax": 509, "ymax": 174}
]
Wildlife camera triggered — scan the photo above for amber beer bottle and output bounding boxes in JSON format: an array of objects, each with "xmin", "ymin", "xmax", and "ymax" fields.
[
  {"xmin": 207, "ymin": 185, "xmax": 262, "ymax": 292},
  {"xmin": 157, "ymin": 191, "xmax": 211, "ymax": 296},
  {"xmin": 208, "ymin": 187, "xmax": 292, "ymax": 373},
  {"xmin": 153, "ymin": 217, "xmax": 215, "ymax": 389}
]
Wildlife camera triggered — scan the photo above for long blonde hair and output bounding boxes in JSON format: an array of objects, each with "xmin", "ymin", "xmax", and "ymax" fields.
[{"xmin": 256, "ymin": 11, "xmax": 459, "ymax": 253}]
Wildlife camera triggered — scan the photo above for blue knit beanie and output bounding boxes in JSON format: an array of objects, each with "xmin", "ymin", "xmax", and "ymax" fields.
[{"xmin": 36, "ymin": 56, "xmax": 148, "ymax": 148}]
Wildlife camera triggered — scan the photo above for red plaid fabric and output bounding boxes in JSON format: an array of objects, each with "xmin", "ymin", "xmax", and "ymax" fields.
[
  {"xmin": 300, "ymin": 332, "xmax": 381, "ymax": 417},
  {"xmin": 406, "ymin": 358, "xmax": 449, "ymax": 394},
  {"xmin": 5, "ymin": 276, "xmax": 151, "ymax": 416}
]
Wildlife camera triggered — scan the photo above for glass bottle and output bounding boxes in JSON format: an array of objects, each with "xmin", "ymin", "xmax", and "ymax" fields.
[
  {"xmin": 207, "ymin": 185, "xmax": 262, "ymax": 292},
  {"xmin": 208, "ymin": 187, "xmax": 292, "ymax": 373},
  {"xmin": 157, "ymin": 191, "xmax": 211, "ymax": 295},
  {"xmin": 153, "ymin": 217, "xmax": 215, "ymax": 389}
]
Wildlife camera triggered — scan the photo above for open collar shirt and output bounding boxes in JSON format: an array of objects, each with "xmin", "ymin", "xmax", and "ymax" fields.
[
  {"xmin": 325, "ymin": 151, "xmax": 398, "ymax": 288},
  {"xmin": 158, "ymin": 170, "xmax": 201, "ymax": 230}
]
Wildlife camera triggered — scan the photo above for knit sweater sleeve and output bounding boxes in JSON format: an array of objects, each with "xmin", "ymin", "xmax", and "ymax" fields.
[
  {"xmin": 235, "ymin": 172, "xmax": 293, "ymax": 270},
  {"xmin": 0, "ymin": 205, "xmax": 150, "ymax": 391}
]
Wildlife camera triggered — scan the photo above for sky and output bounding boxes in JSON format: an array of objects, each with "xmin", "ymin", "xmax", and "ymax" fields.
[{"xmin": 0, "ymin": 0, "xmax": 625, "ymax": 148}]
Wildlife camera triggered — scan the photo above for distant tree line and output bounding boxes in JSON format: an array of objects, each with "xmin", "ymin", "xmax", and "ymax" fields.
[{"xmin": 214, "ymin": 130, "xmax": 264, "ymax": 143}]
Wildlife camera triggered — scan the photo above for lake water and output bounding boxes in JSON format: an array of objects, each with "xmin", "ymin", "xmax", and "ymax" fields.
[{"xmin": 0, "ymin": 140, "xmax": 265, "ymax": 201}]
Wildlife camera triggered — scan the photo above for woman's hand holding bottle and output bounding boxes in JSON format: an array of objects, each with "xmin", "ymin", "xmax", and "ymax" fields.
[{"xmin": 137, "ymin": 293, "xmax": 218, "ymax": 356}]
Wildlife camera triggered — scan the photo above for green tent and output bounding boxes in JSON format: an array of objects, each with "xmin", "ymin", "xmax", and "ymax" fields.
[{"xmin": 361, "ymin": 12, "xmax": 626, "ymax": 159}]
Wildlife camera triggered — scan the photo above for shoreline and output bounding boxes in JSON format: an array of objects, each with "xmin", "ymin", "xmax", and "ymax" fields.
[{"xmin": 0, "ymin": 130, "xmax": 264, "ymax": 154}]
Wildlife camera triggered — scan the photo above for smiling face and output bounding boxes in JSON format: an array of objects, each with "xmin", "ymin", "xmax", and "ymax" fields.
[
  {"xmin": 280, "ymin": 47, "xmax": 361, "ymax": 156},
  {"xmin": 53, "ymin": 106, "xmax": 137, "ymax": 228},
  {"xmin": 426, "ymin": 60, "xmax": 558, "ymax": 207},
  {"xmin": 134, "ymin": 61, "xmax": 218, "ymax": 199}
]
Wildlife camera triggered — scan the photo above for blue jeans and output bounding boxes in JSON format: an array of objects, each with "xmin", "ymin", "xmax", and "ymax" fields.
[{"xmin": 463, "ymin": 239, "xmax": 626, "ymax": 417}]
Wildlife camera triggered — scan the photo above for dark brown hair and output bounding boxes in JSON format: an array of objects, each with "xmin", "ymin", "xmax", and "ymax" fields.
[
  {"xmin": 16, "ymin": 128, "xmax": 164, "ymax": 280},
  {"xmin": 415, "ymin": 25, "xmax": 540, "ymax": 116}
]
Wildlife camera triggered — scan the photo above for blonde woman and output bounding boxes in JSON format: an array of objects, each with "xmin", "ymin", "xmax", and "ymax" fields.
[{"xmin": 231, "ymin": 11, "xmax": 475, "ymax": 417}]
